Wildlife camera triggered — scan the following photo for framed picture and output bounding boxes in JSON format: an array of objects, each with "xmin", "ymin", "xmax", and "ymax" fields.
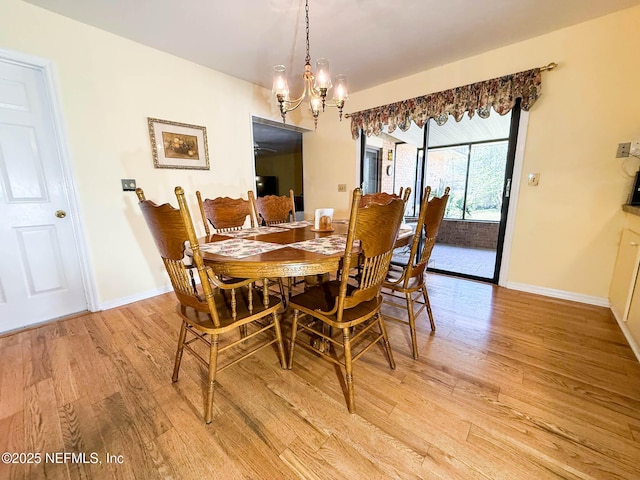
[{"xmin": 147, "ymin": 117, "xmax": 210, "ymax": 170}]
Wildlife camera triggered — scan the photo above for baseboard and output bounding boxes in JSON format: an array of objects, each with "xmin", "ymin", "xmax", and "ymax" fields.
[
  {"xmin": 505, "ymin": 282, "xmax": 609, "ymax": 307},
  {"xmin": 610, "ymin": 307, "xmax": 640, "ymax": 362},
  {"xmin": 97, "ymin": 285, "xmax": 173, "ymax": 311}
]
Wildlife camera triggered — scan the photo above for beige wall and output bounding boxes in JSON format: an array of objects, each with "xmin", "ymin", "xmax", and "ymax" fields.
[
  {"xmin": 3, "ymin": 0, "xmax": 640, "ymax": 306},
  {"xmin": 304, "ymin": 6, "xmax": 640, "ymax": 301},
  {"xmin": 0, "ymin": 0, "xmax": 311, "ymax": 306}
]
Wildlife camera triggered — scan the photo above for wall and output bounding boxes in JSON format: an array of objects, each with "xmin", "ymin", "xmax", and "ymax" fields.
[
  {"xmin": 304, "ymin": 6, "xmax": 640, "ymax": 302},
  {"xmin": 0, "ymin": 0, "xmax": 304, "ymax": 307}
]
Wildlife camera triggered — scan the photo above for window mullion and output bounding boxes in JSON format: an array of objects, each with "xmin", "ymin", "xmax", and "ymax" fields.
[{"xmin": 461, "ymin": 144, "xmax": 472, "ymax": 220}]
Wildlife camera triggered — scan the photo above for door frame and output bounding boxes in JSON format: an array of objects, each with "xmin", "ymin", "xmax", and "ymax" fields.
[
  {"xmin": 418, "ymin": 108, "xmax": 527, "ymax": 286},
  {"xmin": 361, "ymin": 146, "xmax": 382, "ymax": 193},
  {"xmin": 497, "ymin": 110, "xmax": 529, "ymax": 287},
  {"xmin": 0, "ymin": 48, "xmax": 98, "ymax": 313}
]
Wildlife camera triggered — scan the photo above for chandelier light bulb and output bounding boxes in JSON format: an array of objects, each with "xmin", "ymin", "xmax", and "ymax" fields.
[
  {"xmin": 333, "ymin": 74, "xmax": 348, "ymax": 102},
  {"xmin": 314, "ymin": 58, "xmax": 332, "ymax": 90},
  {"xmin": 272, "ymin": 65, "xmax": 289, "ymax": 97}
]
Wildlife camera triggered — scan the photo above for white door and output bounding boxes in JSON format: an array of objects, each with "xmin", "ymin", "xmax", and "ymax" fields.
[{"xmin": 0, "ymin": 57, "xmax": 87, "ymax": 332}]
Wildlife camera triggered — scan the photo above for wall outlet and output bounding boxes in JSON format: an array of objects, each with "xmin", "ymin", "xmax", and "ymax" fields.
[
  {"xmin": 338, "ymin": 184, "xmax": 346, "ymax": 192},
  {"xmin": 121, "ymin": 179, "xmax": 137, "ymax": 191},
  {"xmin": 616, "ymin": 142, "xmax": 631, "ymax": 158}
]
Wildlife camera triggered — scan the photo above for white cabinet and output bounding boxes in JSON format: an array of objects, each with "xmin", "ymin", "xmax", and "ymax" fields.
[
  {"xmin": 627, "ymin": 280, "xmax": 640, "ymax": 345},
  {"xmin": 609, "ymin": 228, "xmax": 640, "ymax": 322}
]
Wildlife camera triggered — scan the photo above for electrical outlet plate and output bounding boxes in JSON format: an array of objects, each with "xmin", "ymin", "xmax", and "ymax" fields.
[
  {"xmin": 527, "ymin": 173, "xmax": 540, "ymax": 186},
  {"xmin": 121, "ymin": 179, "xmax": 136, "ymax": 191},
  {"xmin": 616, "ymin": 142, "xmax": 631, "ymax": 158}
]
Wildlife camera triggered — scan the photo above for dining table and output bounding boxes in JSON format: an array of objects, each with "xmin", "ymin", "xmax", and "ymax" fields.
[{"xmin": 198, "ymin": 220, "xmax": 412, "ymax": 280}]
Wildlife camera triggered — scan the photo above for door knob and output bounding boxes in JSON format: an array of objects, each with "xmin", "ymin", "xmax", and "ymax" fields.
[{"xmin": 55, "ymin": 210, "xmax": 67, "ymax": 218}]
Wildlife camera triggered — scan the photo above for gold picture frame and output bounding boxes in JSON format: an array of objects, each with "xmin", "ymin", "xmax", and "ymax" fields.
[{"xmin": 148, "ymin": 117, "xmax": 210, "ymax": 170}]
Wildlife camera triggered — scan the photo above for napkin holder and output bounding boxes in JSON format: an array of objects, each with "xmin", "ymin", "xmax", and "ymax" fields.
[{"xmin": 311, "ymin": 208, "xmax": 334, "ymax": 232}]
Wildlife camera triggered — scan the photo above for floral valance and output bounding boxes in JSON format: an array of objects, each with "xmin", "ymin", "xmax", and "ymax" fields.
[{"xmin": 349, "ymin": 68, "xmax": 542, "ymax": 139}]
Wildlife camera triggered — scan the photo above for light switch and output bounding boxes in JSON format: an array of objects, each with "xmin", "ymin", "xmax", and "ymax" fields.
[
  {"xmin": 121, "ymin": 179, "xmax": 137, "ymax": 191},
  {"xmin": 527, "ymin": 173, "xmax": 540, "ymax": 186}
]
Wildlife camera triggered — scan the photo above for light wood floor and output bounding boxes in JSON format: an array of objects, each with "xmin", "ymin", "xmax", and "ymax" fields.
[{"xmin": 1, "ymin": 274, "xmax": 639, "ymax": 479}]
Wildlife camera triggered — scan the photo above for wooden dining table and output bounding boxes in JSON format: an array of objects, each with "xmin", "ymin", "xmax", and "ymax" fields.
[{"xmin": 198, "ymin": 220, "xmax": 412, "ymax": 280}]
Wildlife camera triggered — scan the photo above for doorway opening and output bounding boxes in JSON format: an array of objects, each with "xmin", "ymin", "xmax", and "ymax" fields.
[
  {"xmin": 361, "ymin": 104, "xmax": 520, "ymax": 284},
  {"xmin": 251, "ymin": 117, "xmax": 305, "ymax": 219}
]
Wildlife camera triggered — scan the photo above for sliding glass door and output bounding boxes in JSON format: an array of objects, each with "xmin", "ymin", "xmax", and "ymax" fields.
[{"xmin": 361, "ymin": 104, "xmax": 520, "ymax": 283}]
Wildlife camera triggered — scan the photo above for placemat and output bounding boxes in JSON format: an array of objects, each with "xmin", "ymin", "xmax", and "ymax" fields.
[
  {"xmin": 218, "ymin": 226, "xmax": 287, "ymax": 238},
  {"xmin": 288, "ymin": 235, "xmax": 351, "ymax": 255},
  {"xmin": 199, "ymin": 239, "xmax": 284, "ymax": 258},
  {"xmin": 276, "ymin": 220, "xmax": 313, "ymax": 229}
]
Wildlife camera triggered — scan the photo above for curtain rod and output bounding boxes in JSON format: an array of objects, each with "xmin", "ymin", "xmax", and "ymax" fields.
[{"xmin": 539, "ymin": 62, "xmax": 558, "ymax": 71}]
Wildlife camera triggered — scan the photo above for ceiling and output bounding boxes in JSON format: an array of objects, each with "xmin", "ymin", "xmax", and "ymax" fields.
[{"xmin": 24, "ymin": 0, "xmax": 640, "ymax": 95}]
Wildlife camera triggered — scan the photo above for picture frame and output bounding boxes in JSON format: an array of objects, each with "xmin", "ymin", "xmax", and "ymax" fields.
[{"xmin": 147, "ymin": 117, "xmax": 210, "ymax": 170}]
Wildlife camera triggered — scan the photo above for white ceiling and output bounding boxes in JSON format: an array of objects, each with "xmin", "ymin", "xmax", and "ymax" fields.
[{"xmin": 24, "ymin": 0, "xmax": 640, "ymax": 95}]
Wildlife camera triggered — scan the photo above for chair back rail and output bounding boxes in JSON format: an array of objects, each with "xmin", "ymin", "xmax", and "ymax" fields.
[
  {"xmin": 406, "ymin": 186, "xmax": 450, "ymax": 286},
  {"xmin": 337, "ymin": 189, "xmax": 405, "ymax": 317},
  {"xmin": 196, "ymin": 192, "xmax": 255, "ymax": 235},
  {"xmin": 249, "ymin": 189, "xmax": 296, "ymax": 226},
  {"xmin": 138, "ymin": 187, "xmax": 222, "ymax": 325},
  {"xmin": 359, "ymin": 187, "xmax": 411, "ymax": 208}
]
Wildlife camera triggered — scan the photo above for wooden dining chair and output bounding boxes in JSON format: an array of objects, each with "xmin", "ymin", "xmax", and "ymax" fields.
[
  {"xmin": 349, "ymin": 187, "xmax": 411, "ymax": 284},
  {"xmin": 196, "ymin": 192, "xmax": 256, "ymax": 235},
  {"xmin": 359, "ymin": 187, "xmax": 411, "ymax": 208},
  {"xmin": 287, "ymin": 187, "xmax": 405, "ymax": 413},
  {"xmin": 382, "ymin": 186, "xmax": 450, "ymax": 359},
  {"xmin": 249, "ymin": 189, "xmax": 296, "ymax": 226},
  {"xmin": 136, "ymin": 187, "xmax": 286, "ymax": 424}
]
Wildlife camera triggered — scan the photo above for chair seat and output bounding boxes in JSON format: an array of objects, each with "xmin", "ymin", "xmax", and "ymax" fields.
[
  {"xmin": 290, "ymin": 280, "xmax": 383, "ymax": 327},
  {"xmin": 384, "ymin": 267, "xmax": 424, "ymax": 291},
  {"xmin": 182, "ymin": 287, "xmax": 281, "ymax": 334}
]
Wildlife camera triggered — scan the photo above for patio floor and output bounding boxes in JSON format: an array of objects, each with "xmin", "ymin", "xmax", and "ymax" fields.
[{"xmin": 392, "ymin": 243, "xmax": 497, "ymax": 280}]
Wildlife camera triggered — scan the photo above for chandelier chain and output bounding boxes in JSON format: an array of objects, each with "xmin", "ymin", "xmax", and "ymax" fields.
[{"xmin": 304, "ymin": 0, "xmax": 310, "ymax": 66}]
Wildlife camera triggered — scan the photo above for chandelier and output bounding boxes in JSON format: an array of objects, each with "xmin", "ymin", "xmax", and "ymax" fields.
[{"xmin": 272, "ymin": 0, "xmax": 348, "ymax": 129}]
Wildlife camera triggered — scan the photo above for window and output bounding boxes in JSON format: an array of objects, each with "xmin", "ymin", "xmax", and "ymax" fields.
[{"xmin": 425, "ymin": 140, "xmax": 508, "ymax": 221}]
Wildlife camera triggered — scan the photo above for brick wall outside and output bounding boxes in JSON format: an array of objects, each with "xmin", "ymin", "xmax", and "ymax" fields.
[{"xmin": 437, "ymin": 219, "xmax": 499, "ymax": 249}]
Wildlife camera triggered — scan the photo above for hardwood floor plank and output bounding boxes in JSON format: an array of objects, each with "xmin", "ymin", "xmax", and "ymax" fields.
[
  {"xmin": 0, "ymin": 338, "xmax": 24, "ymax": 422},
  {"xmin": 465, "ymin": 424, "xmax": 592, "ymax": 480},
  {"xmin": 23, "ymin": 327, "xmax": 53, "ymax": 388},
  {"xmin": 449, "ymin": 378, "xmax": 640, "ymax": 479},
  {"xmin": 280, "ymin": 437, "xmax": 344, "ymax": 480},
  {"xmin": 500, "ymin": 379, "xmax": 640, "ymax": 442},
  {"xmin": 155, "ymin": 385, "xmax": 259, "ymax": 479},
  {"xmin": 498, "ymin": 391, "xmax": 640, "ymax": 469},
  {"xmin": 0, "ymin": 411, "xmax": 25, "ymax": 480},
  {"xmin": 267, "ymin": 372, "xmax": 426, "ymax": 479},
  {"xmin": 524, "ymin": 368, "xmax": 640, "ymax": 422},
  {"xmin": 23, "ymin": 378, "xmax": 68, "ymax": 480}
]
